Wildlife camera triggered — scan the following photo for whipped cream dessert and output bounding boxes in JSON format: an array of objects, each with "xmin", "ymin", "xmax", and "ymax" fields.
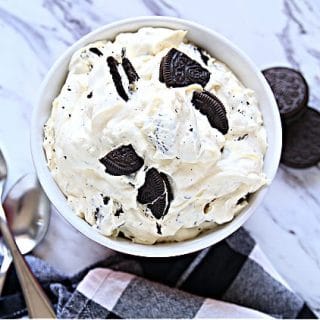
[{"xmin": 44, "ymin": 27, "xmax": 267, "ymax": 244}]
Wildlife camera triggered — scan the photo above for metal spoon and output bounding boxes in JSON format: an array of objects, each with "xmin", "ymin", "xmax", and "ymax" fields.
[
  {"xmin": 0, "ymin": 173, "xmax": 51, "ymax": 295},
  {"xmin": 0, "ymin": 148, "xmax": 55, "ymax": 318}
]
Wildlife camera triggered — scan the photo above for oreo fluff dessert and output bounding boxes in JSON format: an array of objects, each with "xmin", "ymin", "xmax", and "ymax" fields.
[{"xmin": 44, "ymin": 28, "xmax": 267, "ymax": 244}]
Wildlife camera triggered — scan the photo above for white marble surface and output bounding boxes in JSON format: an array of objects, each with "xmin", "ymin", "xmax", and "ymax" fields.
[{"xmin": 0, "ymin": 0, "xmax": 319, "ymax": 315}]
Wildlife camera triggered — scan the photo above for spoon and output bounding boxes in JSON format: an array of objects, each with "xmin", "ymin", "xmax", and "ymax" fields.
[
  {"xmin": 0, "ymin": 148, "xmax": 55, "ymax": 318},
  {"xmin": 0, "ymin": 173, "xmax": 51, "ymax": 295}
]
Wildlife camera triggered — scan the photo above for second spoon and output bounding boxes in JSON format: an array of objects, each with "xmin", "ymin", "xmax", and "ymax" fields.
[{"xmin": 0, "ymin": 173, "xmax": 51, "ymax": 294}]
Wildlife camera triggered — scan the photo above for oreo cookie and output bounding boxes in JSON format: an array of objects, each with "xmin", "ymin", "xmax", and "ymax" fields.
[
  {"xmin": 107, "ymin": 56, "xmax": 128, "ymax": 101},
  {"xmin": 282, "ymin": 107, "xmax": 306, "ymax": 126},
  {"xmin": 281, "ymin": 107, "xmax": 320, "ymax": 168},
  {"xmin": 191, "ymin": 90, "xmax": 229, "ymax": 134},
  {"xmin": 159, "ymin": 48, "xmax": 210, "ymax": 88},
  {"xmin": 262, "ymin": 67, "xmax": 308, "ymax": 119},
  {"xmin": 137, "ymin": 168, "xmax": 173, "ymax": 219},
  {"xmin": 99, "ymin": 144, "xmax": 144, "ymax": 176},
  {"xmin": 122, "ymin": 57, "xmax": 139, "ymax": 84}
]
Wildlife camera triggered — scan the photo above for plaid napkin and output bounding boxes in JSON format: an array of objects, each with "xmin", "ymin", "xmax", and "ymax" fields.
[{"xmin": 0, "ymin": 228, "xmax": 317, "ymax": 319}]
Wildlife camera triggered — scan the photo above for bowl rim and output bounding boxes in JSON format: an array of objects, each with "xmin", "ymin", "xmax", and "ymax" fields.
[{"xmin": 30, "ymin": 16, "xmax": 282, "ymax": 257}]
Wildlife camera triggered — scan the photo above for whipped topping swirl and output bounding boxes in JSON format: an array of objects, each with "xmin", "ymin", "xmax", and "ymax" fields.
[{"xmin": 44, "ymin": 27, "xmax": 267, "ymax": 244}]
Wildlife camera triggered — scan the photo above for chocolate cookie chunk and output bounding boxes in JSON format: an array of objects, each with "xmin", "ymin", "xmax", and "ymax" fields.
[
  {"xmin": 99, "ymin": 144, "xmax": 143, "ymax": 175},
  {"xmin": 137, "ymin": 168, "xmax": 165, "ymax": 204},
  {"xmin": 262, "ymin": 67, "xmax": 308, "ymax": 118},
  {"xmin": 148, "ymin": 195, "xmax": 167, "ymax": 219},
  {"xmin": 159, "ymin": 48, "xmax": 210, "ymax": 88},
  {"xmin": 137, "ymin": 168, "xmax": 173, "ymax": 219},
  {"xmin": 281, "ymin": 107, "xmax": 320, "ymax": 168},
  {"xmin": 89, "ymin": 47, "xmax": 103, "ymax": 56},
  {"xmin": 197, "ymin": 47, "xmax": 209, "ymax": 65},
  {"xmin": 122, "ymin": 57, "xmax": 139, "ymax": 84},
  {"xmin": 191, "ymin": 90, "xmax": 229, "ymax": 134},
  {"xmin": 107, "ymin": 56, "xmax": 128, "ymax": 101},
  {"xmin": 102, "ymin": 196, "xmax": 110, "ymax": 205},
  {"xmin": 159, "ymin": 57, "xmax": 165, "ymax": 83}
]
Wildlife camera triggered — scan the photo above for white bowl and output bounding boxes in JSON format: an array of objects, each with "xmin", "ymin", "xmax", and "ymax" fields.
[{"xmin": 31, "ymin": 16, "xmax": 281, "ymax": 257}]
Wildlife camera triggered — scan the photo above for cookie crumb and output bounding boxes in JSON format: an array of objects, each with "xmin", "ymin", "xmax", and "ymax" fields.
[
  {"xmin": 114, "ymin": 207, "xmax": 123, "ymax": 217},
  {"xmin": 156, "ymin": 223, "xmax": 162, "ymax": 235}
]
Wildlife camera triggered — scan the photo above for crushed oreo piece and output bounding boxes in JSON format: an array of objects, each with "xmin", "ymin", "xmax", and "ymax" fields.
[
  {"xmin": 204, "ymin": 203, "xmax": 210, "ymax": 214},
  {"xmin": 89, "ymin": 47, "xmax": 103, "ymax": 56},
  {"xmin": 159, "ymin": 48, "xmax": 210, "ymax": 88},
  {"xmin": 103, "ymin": 196, "xmax": 110, "ymax": 205},
  {"xmin": 237, "ymin": 134, "xmax": 248, "ymax": 141},
  {"xmin": 191, "ymin": 90, "xmax": 229, "ymax": 134},
  {"xmin": 236, "ymin": 197, "xmax": 246, "ymax": 205},
  {"xmin": 122, "ymin": 57, "xmax": 139, "ymax": 84},
  {"xmin": 87, "ymin": 91, "xmax": 93, "ymax": 99},
  {"xmin": 237, "ymin": 193, "xmax": 250, "ymax": 205},
  {"xmin": 94, "ymin": 207, "xmax": 100, "ymax": 220},
  {"xmin": 114, "ymin": 207, "xmax": 123, "ymax": 217},
  {"xmin": 197, "ymin": 47, "xmax": 209, "ymax": 65},
  {"xmin": 118, "ymin": 231, "xmax": 125, "ymax": 238},
  {"xmin": 107, "ymin": 56, "xmax": 128, "ymax": 101},
  {"xmin": 137, "ymin": 168, "xmax": 173, "ymax": 219},
  {"xmin": 99, "ymin": 144, "xmax": 144, "ymax": 176},
  {"xmin": 156, "ymin": 223, "xmax": 162, "ymax": 235}
]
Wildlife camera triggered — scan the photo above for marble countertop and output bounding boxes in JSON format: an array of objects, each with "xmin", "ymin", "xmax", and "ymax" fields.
[{"xmin": 0, "ymin": 0, "xmax": 319, "ymax": 315}]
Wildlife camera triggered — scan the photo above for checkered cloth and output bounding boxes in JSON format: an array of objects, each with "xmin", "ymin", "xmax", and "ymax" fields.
[{"xmin": 0, "ymin": 228, "xmax": 317, "ymax": 318}]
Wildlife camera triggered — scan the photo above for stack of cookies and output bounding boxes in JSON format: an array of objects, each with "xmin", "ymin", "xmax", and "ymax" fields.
[{"xmin": 263, "ymin": 67, "xmax": 320, "ymax": 168}]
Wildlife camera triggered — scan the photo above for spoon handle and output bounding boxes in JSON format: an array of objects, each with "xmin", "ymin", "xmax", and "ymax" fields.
[{"xmin": 0, "ymin": 206, "xmax": 55, "ymax": 318}]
